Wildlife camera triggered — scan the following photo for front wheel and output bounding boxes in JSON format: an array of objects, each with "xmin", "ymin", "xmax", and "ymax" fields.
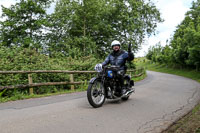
[{"xmin": 87, "ymin": 80, "xmax": 105, "ymax": 108}]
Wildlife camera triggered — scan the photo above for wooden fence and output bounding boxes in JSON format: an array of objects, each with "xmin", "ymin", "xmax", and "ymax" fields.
[{"xmin": 0, "ymin": 68, "xmax": 145, "ymax": 94}]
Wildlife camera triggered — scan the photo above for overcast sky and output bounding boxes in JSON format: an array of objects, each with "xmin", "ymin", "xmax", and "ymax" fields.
[{"xmin": 0, "ymin": 0, "xmax": 193, "ymax": 57}]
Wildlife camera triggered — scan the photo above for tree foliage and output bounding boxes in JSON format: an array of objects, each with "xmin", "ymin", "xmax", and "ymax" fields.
[
  {"xmin": 0, "ymin": 0, "xmax": 162, "ymax": 57},
  {"xmin": 0, "ymin": 0, "xmax": 52, "ymax": 50},
  {"xmin": 47, "ymin": 0, "xmax": 162, "ymax": 57}
]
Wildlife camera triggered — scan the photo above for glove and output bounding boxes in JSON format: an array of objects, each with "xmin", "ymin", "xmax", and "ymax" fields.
[
  {"xmin": 94, "ymin": 64, "xmax": 103, "ymax": 72},
  {"xmin": 128, "ymin": 52, "xmax": 134, "ymax": 61},
  {"xmin": 128, "ymin": 43, "xmax": 132, "ymax": 53}
]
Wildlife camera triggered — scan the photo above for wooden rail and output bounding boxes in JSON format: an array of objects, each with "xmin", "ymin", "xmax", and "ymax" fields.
[{"xmin": 0, "ymin": 68, "xmax": 145, "ymax": 94}]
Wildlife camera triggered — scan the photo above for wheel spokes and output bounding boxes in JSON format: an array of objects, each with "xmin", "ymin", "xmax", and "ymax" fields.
[{"xmin": 91, "ymin": 81, "xmax": 105, "ymax": 105}]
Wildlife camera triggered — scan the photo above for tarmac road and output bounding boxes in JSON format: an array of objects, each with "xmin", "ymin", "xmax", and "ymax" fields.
[{"xmin": 0, "ymin": 71, "xmax": 200, "ymax": 133}]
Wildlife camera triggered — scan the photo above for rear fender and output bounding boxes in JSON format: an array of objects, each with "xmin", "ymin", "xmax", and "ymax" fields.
[
  {"xmin": 124, "ymin": 75, "xmax": 134, "ymax": 86},
  {"xmin": 124, "ymin": 75, "xmax": 131, "ymax": 80},
  {"xmin": 130, "ymin": 80, "xmax": 134, "ymax": 86}
]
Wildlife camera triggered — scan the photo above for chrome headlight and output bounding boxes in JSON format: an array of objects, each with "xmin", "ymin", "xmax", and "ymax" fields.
[{"xmin": 94, "ymin": 64, "xmax": 103, "ymax": 72}]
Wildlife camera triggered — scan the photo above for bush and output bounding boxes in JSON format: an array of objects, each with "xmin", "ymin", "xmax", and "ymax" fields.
[{"xmin": 0, "ymin": 47, "xmax": 102, "ymax": 97}]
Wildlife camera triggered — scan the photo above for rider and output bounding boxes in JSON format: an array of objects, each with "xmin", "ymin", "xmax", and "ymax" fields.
[{"xmin": 97, "ymin": 40, "xmax": 134, "ymax": 94}]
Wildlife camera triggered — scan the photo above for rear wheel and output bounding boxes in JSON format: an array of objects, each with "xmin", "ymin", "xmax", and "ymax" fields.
[
  {"xmin": 124, "ymin": 76, "xmax": 131, "ymax": 88},
  {"xmin": 121, "ymin": 77, "xmax": 131, "ymax": 101},
  {"xmin": 87, "ymin": 80, "xmax": 105, "ymax": 108}
]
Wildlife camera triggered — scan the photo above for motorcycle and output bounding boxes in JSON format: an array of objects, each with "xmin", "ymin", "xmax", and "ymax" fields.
[{"xmin": 87, "ymin": 65, "xmax": 135, "ymax": 108}]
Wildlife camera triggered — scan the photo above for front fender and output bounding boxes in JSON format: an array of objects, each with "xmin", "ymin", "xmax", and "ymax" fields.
[
  {"xmin": 89, "ymin": 77, "xmax": 98, "ymax": 84},
  {"xmin": 89, "ymin": 77, "xmax": 97, "ymax": 84}
]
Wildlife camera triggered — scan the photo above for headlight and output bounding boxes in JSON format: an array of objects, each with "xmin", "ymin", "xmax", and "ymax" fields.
[{"xmin": 94, "ymin": 64, "xmax": 103, "ymax": 72}]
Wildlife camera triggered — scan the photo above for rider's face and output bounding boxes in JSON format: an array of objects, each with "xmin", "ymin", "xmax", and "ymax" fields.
[{"xmin": 113, "ymin": 45, "xmax": 120, "ymax": 51}]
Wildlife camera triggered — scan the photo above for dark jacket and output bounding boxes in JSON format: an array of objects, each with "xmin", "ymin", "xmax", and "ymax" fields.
[{"xmin": 102, "ymin": 50, "xmax": 134, "ymax": 70}]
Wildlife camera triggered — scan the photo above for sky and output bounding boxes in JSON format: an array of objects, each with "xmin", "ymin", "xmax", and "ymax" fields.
[{"xmin": 0, "ymin": 0, "xmax": 193, "ymax": 57}]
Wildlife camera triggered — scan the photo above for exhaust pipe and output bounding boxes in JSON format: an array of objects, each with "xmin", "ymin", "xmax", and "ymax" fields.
[{"xmin": 124, "ymin": 88, "xmax": 135, "ymax": 96}]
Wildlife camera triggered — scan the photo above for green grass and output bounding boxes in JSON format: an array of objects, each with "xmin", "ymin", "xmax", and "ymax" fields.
[
  {"xmin": 0, "ymin": 85, "xmax": 87, "ymax": 103},
  {"xmin": 133, "ymin": 71, "xmax": 147, "ymax": 82},
  {"xmin": 135, "ymin": 57, "xmax": 200, "ymax": 133},
  {"xmin": 163, "ymin": 103, "xmax": 200, "ymax": 133},
  {"xmin": 150, "ymin": 64, "xmax": 200, "ymax": 82}
]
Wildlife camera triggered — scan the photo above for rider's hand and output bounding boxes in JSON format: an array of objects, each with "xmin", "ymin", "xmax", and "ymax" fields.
[{"xmin": 128, "ymin": 52, "xmax": 134, "ymax": 61}]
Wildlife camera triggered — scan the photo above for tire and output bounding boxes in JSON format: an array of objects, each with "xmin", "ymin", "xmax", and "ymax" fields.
[
  {"xmin": 121, "ymin": 77, "xmax": 130, "ymax": 101},
  {"xmin": 124, "ymin": 76, "xmax": 130, "ymax": 87},
  {"xmin": 87, "ymin": 80, "xmax": 105, "ymax": 108}
]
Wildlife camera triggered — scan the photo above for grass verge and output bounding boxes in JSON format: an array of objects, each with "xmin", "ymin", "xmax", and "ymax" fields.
[
  {"xmin": 0, "ymin": 86, "xmax": 87, "ymax": 103},
  {"xmin": 162, "ymin": 103, "xmax": 200, "ymax": 133}
]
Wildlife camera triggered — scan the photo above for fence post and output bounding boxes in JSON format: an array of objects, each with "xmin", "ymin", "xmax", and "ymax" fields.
[
  {"xmin": 141, "ymin": 68, "xmax": 144, "ymax": 74},
  {"xmin": 28, "ymin": 74, "xmax": 33, "ymax": 95},
  {"xmin": 70, "ymin": 74, "xmax": 75, "ymax": 90}
]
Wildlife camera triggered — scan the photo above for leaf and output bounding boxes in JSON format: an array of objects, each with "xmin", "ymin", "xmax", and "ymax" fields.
[{"xmin": 0, "ymin": 89, "xmax": 7, "ymax": 97}]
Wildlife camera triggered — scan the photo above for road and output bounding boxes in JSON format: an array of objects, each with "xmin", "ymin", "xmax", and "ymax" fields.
[{"xmin": 0, "ymin": 71, "xmax": 200, "ymax": 133}]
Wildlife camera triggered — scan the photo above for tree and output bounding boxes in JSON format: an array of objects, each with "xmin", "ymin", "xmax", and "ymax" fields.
[
  {"xmin": 0, "ymin": 0, "xmax": 52, "ymax": 50},
  {"xmin": 169, "ymin": 0, "xmax": 200, "ymax": 69},
  {"xmin": 186, "ymin": 0, "xmax": 200, "ymax": 70},
  {"xmin": 48, "ymin": 0, "xmax": 162, "ymax": 57},
  {"xmin": 47, "ymin": 0, "xmax": 104, "ymax": 57},
  {"xmin": 146, "ymin": 46, "xmax": 154, "ymax": 60}
]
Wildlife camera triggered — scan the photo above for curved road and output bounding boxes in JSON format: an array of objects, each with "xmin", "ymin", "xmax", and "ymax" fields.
[{"xmin": 0, "ymin": 71, "xmax": 200, "ymax": 133}]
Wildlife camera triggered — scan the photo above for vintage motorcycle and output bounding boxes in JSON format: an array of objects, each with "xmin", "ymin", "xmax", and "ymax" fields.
[{"xmin": 87, "ymin": 65, "xmax": 135, "ymax": 108}]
